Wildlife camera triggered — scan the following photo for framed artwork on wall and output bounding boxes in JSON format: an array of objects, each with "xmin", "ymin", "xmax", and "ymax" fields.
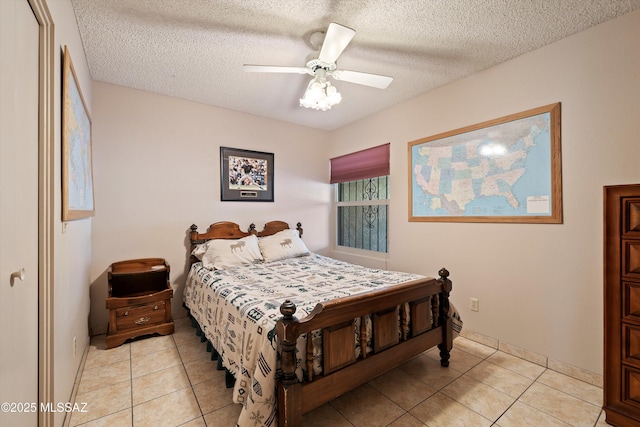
[
  {"xmin": 408, "ymin": 103, "xmax": 562, "ymax": 223},
  {"xmin": 220, "ymin": 147, "xmax": 274, "ymax": 202},
  {"xmin": 62, "ymin": 45, "xmax": 95, "ymax": 220}
]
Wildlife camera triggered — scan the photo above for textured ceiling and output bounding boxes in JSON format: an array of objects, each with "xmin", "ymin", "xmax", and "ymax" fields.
[{"xmin": 71, "ymin": 0, "xmax": 640, "ymax": 131}]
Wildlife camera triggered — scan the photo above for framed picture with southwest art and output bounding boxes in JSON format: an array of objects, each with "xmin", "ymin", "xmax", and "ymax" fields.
[
  {"xmin": 408, "ymin": 103, "xmax": 562, "ymax": 223},
  {"xmin": 62, "ymin": 45, "xmax": 95, "ymax": 220},
  {"xmin": 220, "ymin": 147, "xmax": 274, "ymax": 202}
]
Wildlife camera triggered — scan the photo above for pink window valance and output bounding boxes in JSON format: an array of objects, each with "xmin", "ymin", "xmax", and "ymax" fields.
[{"xmin": 330, "ymin": 143, "xmax": 390, "ymax": 184}]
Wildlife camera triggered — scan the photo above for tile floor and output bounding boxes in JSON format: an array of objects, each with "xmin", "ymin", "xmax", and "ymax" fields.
[{"xmin": 68, "ymin": 316, "xmax": 611, "ymax": 426}]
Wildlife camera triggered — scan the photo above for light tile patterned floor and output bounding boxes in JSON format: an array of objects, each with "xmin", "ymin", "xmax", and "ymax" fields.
[{"xmin": 68, "ymin": 316, "xmax": 610, "ymax": 426}]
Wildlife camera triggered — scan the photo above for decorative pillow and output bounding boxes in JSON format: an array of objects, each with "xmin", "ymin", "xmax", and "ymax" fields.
[
  {"xmin": 200, "ymin": 235, "xmax": 263, "ymax": 270},
  {"xmin": 191, "ymin": 242, "xmax": 209, "ymax": 260},
  {"xmin": 258, "ymin": 229, "xmax": 309, "ymax": 262}
]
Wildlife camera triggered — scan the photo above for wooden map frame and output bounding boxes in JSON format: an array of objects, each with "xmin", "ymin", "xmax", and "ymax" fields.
[
  {"xmin": 62, "ymin": 45, "xmax": 95, "ymax": 220},
  {"xmin": 408, "ymin": 103, "xmax": 562, "ymax": 223}
]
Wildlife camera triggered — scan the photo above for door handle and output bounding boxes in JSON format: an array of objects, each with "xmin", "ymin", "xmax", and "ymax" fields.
[{"xmin": 10, "ymin": 268, "xmax": 25, "ymax": 286}]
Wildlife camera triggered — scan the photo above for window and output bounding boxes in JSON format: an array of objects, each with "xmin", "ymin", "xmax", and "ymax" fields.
[
  {"xmin": 331, "ymin": 143, "xmax": 390, "ymax": 253},
  {"xmin": 336, "ymin": 176, "xmax": 389, "ymax": 252}
]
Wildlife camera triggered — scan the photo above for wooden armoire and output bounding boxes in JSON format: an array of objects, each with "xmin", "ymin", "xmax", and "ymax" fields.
[{"xmin": 604, "ymin": 184, "xmax": 640, "ymax": 426}]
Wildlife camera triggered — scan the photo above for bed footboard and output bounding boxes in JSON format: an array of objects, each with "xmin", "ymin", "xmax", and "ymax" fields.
[{"xmin": 276, "ymin": 268, "xmax": 453, "ymax": 427}]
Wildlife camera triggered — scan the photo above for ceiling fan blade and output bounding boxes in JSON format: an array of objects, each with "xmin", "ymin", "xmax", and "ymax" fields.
[
  {"xmin": 318, "ymin": 23, "xmax": 356, "ymax": 64},
  {"xmin": 243, "ymin": 65, "xmax": 310, "ymax": 74},
  {"xmin": 330, "ymin": 69, "xmax": 393, "ymax": 89}
]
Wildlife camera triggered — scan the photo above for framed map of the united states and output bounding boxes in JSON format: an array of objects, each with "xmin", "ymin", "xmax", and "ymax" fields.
[
  {"xmin": 62, "ymin": 45, "xmax": 94, "ymax": 221},
  {"xmin": 409, "ymin": 103, "xmax": 562, "ymax": 223}
]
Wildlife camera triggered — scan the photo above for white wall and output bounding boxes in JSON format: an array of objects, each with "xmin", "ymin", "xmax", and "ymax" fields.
[
  {"xmin": 89, "ymin": 84, "xmax": 331, "ymax": 334},
  {"xmin": 329, "ymin": 10, "xmax": 640, "ymax": 375},
  {"xmin": 45, "ymin": 1, "xmax": 94, "ymax": 426}
]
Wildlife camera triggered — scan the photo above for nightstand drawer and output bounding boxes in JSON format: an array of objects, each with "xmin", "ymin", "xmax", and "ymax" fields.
[{"xmin": 116, "ymin": 301, "xmax": 166, "ymax": 331}]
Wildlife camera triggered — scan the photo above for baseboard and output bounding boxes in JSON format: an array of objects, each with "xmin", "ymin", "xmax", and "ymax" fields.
[
  {"xmin": 63, "ymin": 339, "xmax": 91, "ymax": 427},
  {"xmin": 460, "ymin": 329, "xmax": 603, "ymax": 388}
]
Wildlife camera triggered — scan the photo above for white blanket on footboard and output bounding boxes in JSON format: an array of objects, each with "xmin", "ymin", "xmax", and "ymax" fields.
[{"xmin": 183, "ymin": 253, "xmax": 461, "ymax": 427}]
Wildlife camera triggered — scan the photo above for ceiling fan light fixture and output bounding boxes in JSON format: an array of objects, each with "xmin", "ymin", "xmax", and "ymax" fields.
[
  {"xmin": 245, "ymin": 23, "xmax": 392, "ymax": 108},
  {"xmin": 299, "ymin": 77, "xmax": 342, "ymax": 111}
]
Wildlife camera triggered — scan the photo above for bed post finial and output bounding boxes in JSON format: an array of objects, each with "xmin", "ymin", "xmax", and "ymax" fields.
[
  {"xmin": 249, "ymin": 223, "xmax": 257, "ymax": 234},
  {"xmin": 189, "ymin": 224, "xmax": 199, "ymax": 244},
  {"xmin": 438, "ymin": 268, "xmax": 451, "ymax": 289},
  {"xmin": 280, "ymin": 299, "xmax": 297, "ymax": 319},
  {"xmin": 296, "ymin": 222, "xmax": 303, "ymax": 237}
]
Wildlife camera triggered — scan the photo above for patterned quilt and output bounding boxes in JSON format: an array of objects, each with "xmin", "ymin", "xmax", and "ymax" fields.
[{"xmin": 183, "ymin": 253, "xmax": 460, "ymax": 427}]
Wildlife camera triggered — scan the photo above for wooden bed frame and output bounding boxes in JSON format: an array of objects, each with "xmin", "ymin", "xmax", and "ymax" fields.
[{"xmin": 188, "ymin": 220, "xmax": 453, "ymax": 427}]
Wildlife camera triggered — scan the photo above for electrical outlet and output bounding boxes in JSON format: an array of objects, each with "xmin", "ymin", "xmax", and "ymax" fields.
[
  {"xmin": 470, "ymin": 298, "xmax": 479, "ymax": 312},
  {"xmin": 73, "ymin": 336, "xmax": 77, "ymax": 358}
]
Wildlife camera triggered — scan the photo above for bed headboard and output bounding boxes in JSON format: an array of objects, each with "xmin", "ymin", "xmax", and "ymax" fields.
[{"xmin": 188, "ymin": 221, "xmax": 303, "ymax": 263}]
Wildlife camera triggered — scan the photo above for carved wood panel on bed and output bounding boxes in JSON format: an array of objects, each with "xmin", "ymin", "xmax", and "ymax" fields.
[{"xmin": 184, "ymin": 220, "xmax": 455, "ymax": 427}]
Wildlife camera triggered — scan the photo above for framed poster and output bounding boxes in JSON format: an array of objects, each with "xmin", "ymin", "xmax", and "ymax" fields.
[
  {"xmin": 62, "ymin": 45, "xmax": 95, "ymax": 220},
  {"xmin": 220, "ymin": 147, "xmax": 274, "ymax": 202},
  {"xmin": 408, "ymin": 103, "xmax": 562, "ymax": 223}
]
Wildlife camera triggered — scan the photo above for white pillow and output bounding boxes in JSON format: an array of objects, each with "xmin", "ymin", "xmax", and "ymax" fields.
[
  {"xmin": 191, "ymin": 242, "xmax": 208, "ymax": 260},
  {"xmin": 258, "ymin": 229, "xmax": 309, "ymax": 262},
  {"xmin": 201, "ymin": 235, "xmax": 263, "ymax": 270}
]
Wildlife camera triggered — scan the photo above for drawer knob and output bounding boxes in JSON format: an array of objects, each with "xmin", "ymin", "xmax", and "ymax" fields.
[
  {"xmin": 154, "ymin": 305, "xmax": 158, "ymax": 310},
  {"xmin": 124, "ymin": 310, "xmax": 129, "ymax": 316},
  {"xmin": 134, "ymin": 316, "xmax": 151, "ymax": 325}
]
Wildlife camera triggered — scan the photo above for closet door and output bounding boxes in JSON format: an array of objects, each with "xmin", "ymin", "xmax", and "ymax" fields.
[
  {"xmin": 604, "ymin": 184, "xmax": 640, "ymax": 427},
  {"xmin": 0, "ymin": 0, "xmax": 40, "ymax": 425}
]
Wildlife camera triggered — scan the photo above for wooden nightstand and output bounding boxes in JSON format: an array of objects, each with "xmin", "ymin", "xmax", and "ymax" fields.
[{"xmin": 105, "ymin": 258, "xmax": 174, "ymax": 349}]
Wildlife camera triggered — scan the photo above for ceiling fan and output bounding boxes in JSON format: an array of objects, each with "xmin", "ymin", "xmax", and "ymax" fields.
[{"xmin": 243, "ymin": 23, "xmax": 393, "ymax": 111}]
